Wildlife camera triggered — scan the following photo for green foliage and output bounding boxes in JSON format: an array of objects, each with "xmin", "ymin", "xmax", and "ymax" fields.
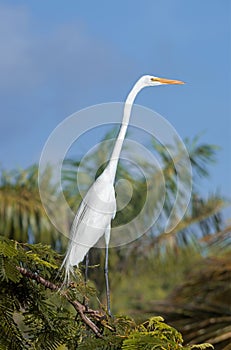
[
  {"xmin": 0, "ymin": 237, "xmax": 75, "ymax": 350},
  {"xmin": 77, "ymin": 336, "xmax": 123, "ymax": 350},
  {"xmin": 151, "ymin": 246, "xmax": 231, "ymax": 350},
  {"xmin": 190, "ymin": 346, "xmax": 215, "ymax": 350},
  {"xmin": 0, "ymin": 297, "xmax": 30, "ymax": 350},
  {"xmin": 121, "ymin": 317, "xmax": 213, "ymax": 350},
  {"xmin": 62, "ymin": 133, "xmax": 225, "ymax": 305},
  {"xmin": 122, "ymin": 316, "xmax": 183, "ymax": 350},
  {"xmin": 0, "ymin": 133, "xmax": 225, "ymax": 259},
  {"xmin": 0, "ymin": 239, "xmax": 22, "ymax": 283},
  {"xmin": 0, "ymin": 130, "xmax": 229, "ymax": 349},
  {"xmin": 0, "ymin": 237, "xmax": 215, "ymax": 350},
  {"xmin": 147, "ymin": 136, "xmax": 224, "ymax": 252}
]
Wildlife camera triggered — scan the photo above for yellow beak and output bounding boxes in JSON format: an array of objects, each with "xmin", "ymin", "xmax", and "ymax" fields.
[{"xmin": 151, "ymin": 77, "xmax": 185, "ymax": 85}]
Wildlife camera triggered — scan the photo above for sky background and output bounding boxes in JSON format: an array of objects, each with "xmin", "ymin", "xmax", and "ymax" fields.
[{"xmin": 0, "ymin": 1, "xmax": 230, "ymax": 216}]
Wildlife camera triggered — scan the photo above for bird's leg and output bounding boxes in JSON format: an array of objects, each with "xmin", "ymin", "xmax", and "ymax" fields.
[
  {"xmin": 83, "ymin": 252, "xmax": 89, "ymax": 310},
  {"xmin": 104, "ymin": 244, "xmax": 112, "ymax": 316},
  {"xmin": 85, "ymin": 252, "xmax": 89, "ymax": 284}
]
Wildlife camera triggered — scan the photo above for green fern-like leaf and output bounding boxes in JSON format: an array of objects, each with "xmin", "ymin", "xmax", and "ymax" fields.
[
  {"xmin": 190, "ymin": 344, "xmax": 214, "ymax": 349},
  {"xmin": 0, "ymin": 298, "xmax": 30, "ymax": 349},
  {"xmin": 0, "ymin": 238, "xmax": 18, "ymax": 257},
  {"xmin": 122, "ymin": 317, "xmax": 214, "ymax": 350},
  {"xmin": 25, "ymin": 251, "xmax": 58, "ymax": 269},
  {"xmin": 78, "ymin": 335, "xmax": 123, "ymax": 350}
]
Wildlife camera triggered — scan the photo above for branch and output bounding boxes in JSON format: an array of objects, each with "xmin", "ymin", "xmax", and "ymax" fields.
[
  {"xmin": 16, "ymin": 266, "xmax": 58, "ymax": 290},
  {"xmin": 16, "ymin": 266, "xmax": 103, "ymax": 337}
]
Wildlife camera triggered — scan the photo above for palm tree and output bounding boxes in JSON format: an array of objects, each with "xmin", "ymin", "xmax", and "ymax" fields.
[
  {"xmin": 61, "ymin": 130, "xmax": 226, "ymax": 301},
  {"xmin": 149, "ymin": 226, "xmax": 231, "ymax": 349},
  {"xmin": 0, "ymin": 165, "xmax": 67, "ymax": 250}
]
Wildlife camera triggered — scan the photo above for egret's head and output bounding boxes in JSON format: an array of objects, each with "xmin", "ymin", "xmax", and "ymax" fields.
[{"xmin": 141, "ymin": 75, "xmax": 185, "ymax": 87}]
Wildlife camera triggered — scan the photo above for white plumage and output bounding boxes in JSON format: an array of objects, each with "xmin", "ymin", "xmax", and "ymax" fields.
[{"xmin": 61, "ymin": 167, "xmax": 116, "ymax": 284}]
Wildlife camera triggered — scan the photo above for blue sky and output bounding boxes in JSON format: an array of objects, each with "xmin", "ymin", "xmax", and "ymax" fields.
[{"xmin": 0, "ymin": 1, "xmax": 230, "ymax": 211}]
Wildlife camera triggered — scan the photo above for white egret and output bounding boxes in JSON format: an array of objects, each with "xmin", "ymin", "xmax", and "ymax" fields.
[{"xmin": 61, "ymin": 75, "xmax": 184, "ymax": 315}]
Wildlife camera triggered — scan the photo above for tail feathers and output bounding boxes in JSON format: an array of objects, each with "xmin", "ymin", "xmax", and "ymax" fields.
[
  {"xmin": 60, "ymin": 255, "xmax": 75, "ymax": 287},
  {"xmin": 60, "ymin": 242, "xmax": 89, "ymax": 286}
]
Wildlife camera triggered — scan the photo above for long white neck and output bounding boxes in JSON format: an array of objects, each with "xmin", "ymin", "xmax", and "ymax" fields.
[{"xmin": 107, "ymin": 78, "xmax": 145, "ymax": 182}]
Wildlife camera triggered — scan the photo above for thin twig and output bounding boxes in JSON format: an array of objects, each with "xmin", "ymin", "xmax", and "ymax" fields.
[{"xmin": 16, "ymin": 266, "xmax": 103, "ymax": 337}]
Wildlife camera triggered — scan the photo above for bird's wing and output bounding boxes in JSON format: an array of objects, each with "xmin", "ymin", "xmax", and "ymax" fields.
[{"xmin": 61, "ymin": 175, "xmax": 116, "ymax": 283}]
